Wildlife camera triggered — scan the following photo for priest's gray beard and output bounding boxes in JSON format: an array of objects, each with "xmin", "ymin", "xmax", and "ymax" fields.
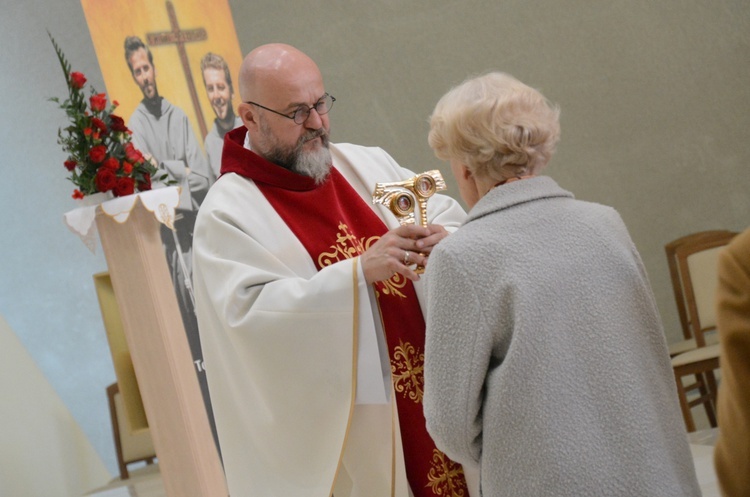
[{"xmin": 258, "ymin": 119, "xmax": 332, "ymax": 184}]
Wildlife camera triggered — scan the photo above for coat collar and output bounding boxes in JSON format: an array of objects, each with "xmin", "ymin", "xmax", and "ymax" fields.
[{"xmin": 466, "ymin": 175, "xmax": 574, "ymax": 223}]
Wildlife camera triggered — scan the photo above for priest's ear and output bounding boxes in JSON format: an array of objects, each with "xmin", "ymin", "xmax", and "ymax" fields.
[{"xmin": 238, "ymin": 102, "xmax": 259, "ymax": 131}]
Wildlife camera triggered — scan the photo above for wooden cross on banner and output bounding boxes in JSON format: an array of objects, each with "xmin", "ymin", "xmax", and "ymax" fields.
[{"xmin": 147, "ymin": 0, "xmax": 208, "ymax": 139}]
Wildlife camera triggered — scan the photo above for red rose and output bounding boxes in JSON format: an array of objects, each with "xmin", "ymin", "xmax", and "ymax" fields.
[
  {"xmin": 114, "ymin": 176, "xmax": 135, "ymax": 197},
  {"xmin": 102, "ymin": 157, "xmax": 119, "ymax": 170},
  {"xmin": 83, "ymin": 127, "xmax": 92, "ymax": 137},
  {"xmin": 70, "ymin": 72, "xmax": 87, "ymax": 89},
  {"xmin": 109, "ymin": 114, "xmax": 128, "ymax": 133},
  {"xmin": 89, "ymin": 145, "xmax": 108, "ymax": 163},
  {"xmin": 122, "ymin": 161, "xmax": 133, "ymax": 174},
  {"xmin": 124, "ymin": 142, "xmax": 144, "ymax": 163},
  {"xmin": 64, "ymin": 159, "xmax": 77, "ymax": 171},
  {"xmin": 72, "ymin": 189, "xmax": 84, "ymax": 200},
  {"xmin": 137, "ymin": 173, "xmax": 152, "ymax": 191},
  {"xmin": 89, "ymin": 93, "xmax": 107, "ymax": 112},
  {"xmin": 95, "ymin": 168, "xmax": 117, "ymax": 192},
  {"xmin": 91, "ymin": 117, "xmax": 107, "ymax": 134}
]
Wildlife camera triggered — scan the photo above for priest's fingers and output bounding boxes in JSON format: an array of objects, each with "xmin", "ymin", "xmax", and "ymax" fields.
[
  {"xmin": 394, "ymin": 250, "xmax": 430, "ymax": 280},
  {"xmin": 414, "ymin": 224, "xmax": 450, "ymax": 253},
  {"xmin": 387, "ymin": 224, "xmax": 448, "ymax": 255},
  {"xmin": 401, "ymin": 249, "xmax": 427, "ymax": 270},
  {"xmin": 391, "ymin": 224, "xmax": 431, "ymax": 240},
  {"xmin": 360, "ymin": 231, "xmax": 422, "ymax": 284}
]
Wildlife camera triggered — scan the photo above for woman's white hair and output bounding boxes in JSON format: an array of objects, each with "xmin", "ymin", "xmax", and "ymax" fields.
[{"xmin": 429, "ymin": 72, "xmax": 561, "ymax": 182}]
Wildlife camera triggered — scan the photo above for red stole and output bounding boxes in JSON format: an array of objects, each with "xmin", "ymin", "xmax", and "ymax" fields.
[{"xmin": 221, "ymin": 128, "xmax": 468, "ymax": 496}]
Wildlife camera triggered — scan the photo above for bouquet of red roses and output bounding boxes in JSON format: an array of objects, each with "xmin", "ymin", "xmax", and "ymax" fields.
[{"xmin": 49, "ymin": 33, "xmax": 166, "ymax": 199}]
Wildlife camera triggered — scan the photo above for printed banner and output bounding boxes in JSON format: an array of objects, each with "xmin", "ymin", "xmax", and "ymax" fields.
[
  {"xmin": 80, "ymin": 0, "xmax": 244, "ymax": 454},
  {"xmin": 81, "ymin": 0, "xmax": 243, "ymax": 145}
]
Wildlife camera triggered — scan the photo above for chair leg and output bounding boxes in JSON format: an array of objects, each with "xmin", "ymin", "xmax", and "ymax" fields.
[
  {"xmin": 107, "ymin": 383, "xmax": 131, "ymax": 480},
  {"xmin": 703, "ymin": 371, "xmax": 719, "ymax": 427},
  {"xmin": 692, "ymin": 372, "xmax": 717, "ymax": 428},
  {"xmin": 675, "ymin": 373, "xmax": 696, "ymax": 432}
]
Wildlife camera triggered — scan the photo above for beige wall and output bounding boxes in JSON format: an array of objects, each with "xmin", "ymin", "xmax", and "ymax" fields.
[
  {"xmin": 229, "ymin": 0, "xmax": 750, "ymax": 343},
  {"xmin": 1, "ymin": 0, "xmax": 748, "ymax": 476}
]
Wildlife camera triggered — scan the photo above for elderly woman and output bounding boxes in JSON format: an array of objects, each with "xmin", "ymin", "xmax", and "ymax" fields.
[{"xmin": 422, "ymin": 72, "xmax": 700, "ymax": 496}]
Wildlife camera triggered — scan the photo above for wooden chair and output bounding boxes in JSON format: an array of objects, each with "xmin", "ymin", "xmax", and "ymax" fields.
[
  {"xmin": 95, "ymin": 271, "xmax": 157, "ymax": 479},
  {"xmin": 669, "ymin": 230, "xmax": 737, "ymax": 432},
  {"xmin": 664, "ymin": 230, "xmax": 731, "ymax": 357},
  {"xmin": 107, "ymin": 382, "xmax": 157, "ymax": 479}
]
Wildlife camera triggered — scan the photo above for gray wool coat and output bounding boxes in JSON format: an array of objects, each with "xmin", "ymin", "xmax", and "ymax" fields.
[{"xmin": 423, "ymin": 176, "xmax": 700, "ymax": 497}]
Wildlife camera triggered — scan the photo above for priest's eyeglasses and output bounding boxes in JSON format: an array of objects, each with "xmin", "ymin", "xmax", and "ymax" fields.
[{"xmin": 246, "ymin": 93, "xmax": 336, "ymax": 125}]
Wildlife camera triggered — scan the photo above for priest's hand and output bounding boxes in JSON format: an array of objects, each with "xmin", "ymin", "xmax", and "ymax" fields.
[
  {"xmin": 360, "ymin": 224, "xmax": 449, "ymax": 284},
  {"xmin": 414, "ymin": 224, "xmax": 450, "ymax": 254}
]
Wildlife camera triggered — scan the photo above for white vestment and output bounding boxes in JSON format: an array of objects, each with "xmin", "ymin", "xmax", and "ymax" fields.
[{"xmin": 193, "ymin": 141, "xmax": 474, "ymax": 497}]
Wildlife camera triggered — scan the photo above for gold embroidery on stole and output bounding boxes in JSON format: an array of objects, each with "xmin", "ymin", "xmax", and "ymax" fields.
[
  {"xmin": 391, "ymin": 339, "xmax": 424, "ymax": 404},
  {"xmin": 317, "ymin": 222, "xmax": 465, "ymax": 495},
  {"xmin": 317, "ymin": 222, "xmax": 408, "ymax": 298},
  {"xmin": 426, "ymin": 450, "xmax": 467, "ymax": 496}
]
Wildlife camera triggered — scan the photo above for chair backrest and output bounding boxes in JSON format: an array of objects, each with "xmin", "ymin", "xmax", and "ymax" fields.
[
  {"xmin": 94, "ymin": 272, "xmax": 150, "ymax": 432},
  {"xmin": 107, "ymin": 383, "xmax": 156, "ymax": 479},
  {"xmin": 665, "ymin": 230, "xmax": 735, "ymax": 340},
  {"xmin": 670, "ymin": 231, "xmax": 737, "ymax": 347}
]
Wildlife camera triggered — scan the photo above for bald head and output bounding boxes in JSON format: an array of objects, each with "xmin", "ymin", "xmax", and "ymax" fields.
[
  {"xmin": 236, "ymin": 43, "xmax": 332, "ymax": 182},
  {"xmin": 238, "ymin": 43, "xmax": 323, "ymax": 104}
]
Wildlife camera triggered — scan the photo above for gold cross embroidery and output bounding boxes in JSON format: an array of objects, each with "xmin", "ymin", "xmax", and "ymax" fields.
[
  {"xmin": 426, "ymin": 449, "xmax": 467, "ymax": 497},
  {"xmin": 391, "ymin": 339, "xmax": 424, "ymax": 403}
]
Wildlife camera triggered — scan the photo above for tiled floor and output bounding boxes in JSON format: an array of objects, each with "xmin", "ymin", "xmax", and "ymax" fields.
[
  {"xmin": 85, "ymin": 464, "xmax": 164, "ymax": 497},
  {"xmin": 683, "ymin": 386, "xmax": 721, "ymax": 494},
  {"xmin": 689, "ymin": 428, "xmax": 720, "ymax": 497},
  {"xmin": 85, "ymin": 430, "xmax": 721, "ymax": 497}
]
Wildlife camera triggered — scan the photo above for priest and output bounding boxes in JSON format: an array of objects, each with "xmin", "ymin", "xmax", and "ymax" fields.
[{"xmin": 192, "ymin": 43, "xmax": 476, "ymax": 497}]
